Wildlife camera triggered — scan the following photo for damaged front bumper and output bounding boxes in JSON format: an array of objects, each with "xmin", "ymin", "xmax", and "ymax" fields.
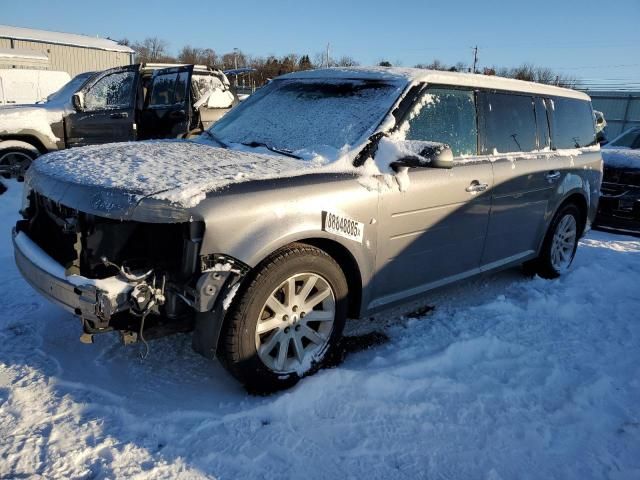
[{"xmin": 13, "ymin": 229, "xmax": 133, "ymax": 326}]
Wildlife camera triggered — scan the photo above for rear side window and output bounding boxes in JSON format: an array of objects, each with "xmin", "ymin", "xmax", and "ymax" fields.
[
  {"xmin": 404, "ymin": 87, "xmax": 477, "ymax": 157},
  {"xmin": 480, "ymin": 93, "xmax": 537, "ymax": 154},
  {"xmin": 551, "ymin": 98, "xmax": 596, "ymax": 149}
]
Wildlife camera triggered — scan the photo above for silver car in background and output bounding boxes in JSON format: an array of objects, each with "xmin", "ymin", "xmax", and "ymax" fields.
[{"xmin": 13, "ymin": 67, "xmax": 602, "ymax": 392}]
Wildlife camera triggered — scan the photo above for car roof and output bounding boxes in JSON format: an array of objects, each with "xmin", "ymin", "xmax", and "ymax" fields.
[{"xmin": 282, "ymin": 66, "xmax": 590, "ymax": 101}]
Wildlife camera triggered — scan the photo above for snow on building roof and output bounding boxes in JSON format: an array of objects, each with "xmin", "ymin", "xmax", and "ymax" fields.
[
  {"xmin": 0, "ymin": 25, "xmax": 134, "ymax": 53},
  {"xmin": 284, "ymin": 66, "xmax": 590, "ymax": 101}
]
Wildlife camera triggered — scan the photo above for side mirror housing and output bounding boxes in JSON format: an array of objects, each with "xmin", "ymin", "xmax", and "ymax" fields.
[
  {"xmin": 72, "ymin": 92, "xmax": 84, "ymax": 111},
  {"xmin": 421, "ymin": 144, "xmax": 453, "ymax": 169}
]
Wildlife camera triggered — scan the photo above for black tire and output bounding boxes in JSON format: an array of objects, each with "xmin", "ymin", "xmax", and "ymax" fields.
[
  {"xmin": 524, "ymin": 203, "xmax": 583, "ymax": 279},
  {"xmin": 0, "ymin": 147, "xmax": 38, "ymax": 180},
  {"xmin": 218, "ymin": 243, "xmax": 348, "ymax": 394}
]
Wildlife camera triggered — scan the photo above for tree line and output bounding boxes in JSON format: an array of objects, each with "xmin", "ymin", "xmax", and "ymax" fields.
[{"xmin": 116, "ymin": 37, "xmax": 576, "ymax": 88}]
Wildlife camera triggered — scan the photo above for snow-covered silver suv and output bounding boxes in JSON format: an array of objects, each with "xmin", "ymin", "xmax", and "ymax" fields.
[{"xmin": 13, "ymin": 67, "xmax": 602, "ymax": 392}]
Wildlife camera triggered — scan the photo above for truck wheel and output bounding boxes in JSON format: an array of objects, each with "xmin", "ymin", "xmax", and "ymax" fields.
[
  {"xmin": 219, "ymin": 243, "xmax": 348, "ymax": 393},
  {"xmin": 0, "ymin": 146, "xmax": 38, "ymax": 180},
  {"xmin": 526, "ymin": 203, "xmax": 582, "ymax": 279}
]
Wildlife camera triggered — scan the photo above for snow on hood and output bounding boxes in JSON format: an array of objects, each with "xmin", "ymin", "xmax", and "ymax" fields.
[
  {"xmin": 0, "ymin": 104, "xmax": 62, "ymax": 143},
  {"xmin": 602, "ymin": 148, "xmax": 640, "ymax": 170},
  {"xmin": 31, "ymin": 140, "xmax": 331, "ymax": 207}
]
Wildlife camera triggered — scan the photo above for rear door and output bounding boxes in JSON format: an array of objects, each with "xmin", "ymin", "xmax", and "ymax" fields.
[
  {"xmin": 479, "ymin": 91, "xmax": 556, "ymax": 266},
  {"xmin": 65, "ymin": 65, "xmax": 140, "ymax": 147},
  {"xmin": 139, "ymin": 65, "xmax": 194, "ymax": 140}
]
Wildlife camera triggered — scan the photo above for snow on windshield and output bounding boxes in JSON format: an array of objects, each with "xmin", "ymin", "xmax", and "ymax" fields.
[{"xmin": 211, "ymin": 78, "xmax": 405, "ymax": 161}]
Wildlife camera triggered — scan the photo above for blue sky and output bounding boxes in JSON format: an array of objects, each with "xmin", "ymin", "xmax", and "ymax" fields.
[{"xmin": 4, "ymin": 0, "xmax": 639, "ymax": 86}]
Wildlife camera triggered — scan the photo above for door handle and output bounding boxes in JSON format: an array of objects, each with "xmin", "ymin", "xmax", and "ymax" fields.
[
  {"xmin": 546, "ymin": 170, "xmax": 561, "ymax": 182},
  {"xmin": 466, "ymin": 180, "xmax": 489, "ymax": 193},
  {"xmin": 110, "ymin": 112, "xmax": 128, "ymax": 119}
]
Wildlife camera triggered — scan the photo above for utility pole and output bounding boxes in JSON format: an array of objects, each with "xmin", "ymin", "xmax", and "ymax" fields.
[
  {"xmin": 472, "ymin": 45, "xmax": 479, "ymax": 74},
  {"xmin": 326, "ymin": 42, "xmax": 330, "ymax": 68}
]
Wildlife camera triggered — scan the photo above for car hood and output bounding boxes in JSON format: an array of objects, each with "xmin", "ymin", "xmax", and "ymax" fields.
[
  {"xmin": 27, "ymin": 139, "xmax": 320, "ymax": 221},
  {"xmin": 602, "ymin": 148, "xmax": 640, "ymax": 170}
]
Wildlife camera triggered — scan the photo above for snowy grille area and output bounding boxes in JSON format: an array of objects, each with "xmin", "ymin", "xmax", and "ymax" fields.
[{"xmin": 0, "ymin": 180, "xmax": 638, "ymax": 479}]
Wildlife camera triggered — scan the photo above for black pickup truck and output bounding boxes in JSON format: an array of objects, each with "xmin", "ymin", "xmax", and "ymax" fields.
[{"xmin": 0, "ymin": 63, "xmax": 238, "ymax": 177}]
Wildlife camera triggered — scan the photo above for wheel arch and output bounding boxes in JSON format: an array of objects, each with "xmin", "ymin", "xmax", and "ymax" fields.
[
  {"xmin": 296, "ymin": 237, "xmax": 363, "ymax": 320},
  {"xmin": 0, "ymin": 136, "xmax": 48, "ymax": 155}
]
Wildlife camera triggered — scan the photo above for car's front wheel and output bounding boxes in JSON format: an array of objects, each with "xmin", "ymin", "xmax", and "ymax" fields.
[{"xmin": 218, "ymin": 244, "xmax": 348, "ymax": 393}]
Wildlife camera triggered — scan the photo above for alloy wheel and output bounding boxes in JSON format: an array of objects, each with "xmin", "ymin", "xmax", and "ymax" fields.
[{"xmin": 255, "ymin": 272, "xmax": 336, "ymax": 373}]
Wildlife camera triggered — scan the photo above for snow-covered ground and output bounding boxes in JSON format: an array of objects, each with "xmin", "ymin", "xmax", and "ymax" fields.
[{"xmin": 1, "ymin": 179, "xmax": 639, "ymax": 479}]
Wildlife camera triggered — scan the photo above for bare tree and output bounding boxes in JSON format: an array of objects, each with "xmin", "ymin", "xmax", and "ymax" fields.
[
  {"xmin": 132, "ymin": 37, "xmax": 171, "ymax": 63},
  {"xmin": 336, "ymin": 56, "xmax": 359, "ymax": 67}
]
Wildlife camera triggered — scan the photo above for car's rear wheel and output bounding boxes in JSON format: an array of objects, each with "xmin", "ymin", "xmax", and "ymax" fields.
[
  {"xmin": 218, "ymin": 243, "xmax": 348, "ymax": 393},
  {"xmin": 0, "ymin": 147, "xmax": 38, "ymax": 180},
  {"xmin": 526, "ymin": 203, "xmax": 582, "ymax": 279}
]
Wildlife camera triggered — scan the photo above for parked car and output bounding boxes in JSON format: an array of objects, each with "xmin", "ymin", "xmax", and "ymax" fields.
[
  {"xmin": 0, "ymin": 69, "xmax": 71, "ymax": 106},
  {"xmin": 12, "ymin": 67, "xmax": 601, "ymax": 393},
  {"xmin": 0, "ymin": 63, "xmax": 237, "ymax": 177},
  {"xmin": 594, "ymin": 127, "xmax": 640, "ymax": 235}
]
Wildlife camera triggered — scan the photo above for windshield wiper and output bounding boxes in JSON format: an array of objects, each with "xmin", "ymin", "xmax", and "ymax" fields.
[
  {"xmin": 202, "ymin": 130, "xmax": 229, "ymax": 148},
  {"xmin": 240, "ymin": 141, "xmax": 302, "ymax": 159}
]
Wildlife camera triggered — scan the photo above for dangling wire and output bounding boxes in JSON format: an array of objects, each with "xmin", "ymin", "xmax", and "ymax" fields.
[{"xmin": 138, "ymin": 310, "xmax": 150, "ymax": 360}]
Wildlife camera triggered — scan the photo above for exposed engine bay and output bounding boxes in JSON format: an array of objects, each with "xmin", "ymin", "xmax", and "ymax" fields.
[{"xmin": 14, "ymin": 191, "xmax": 248, "ymax": 352}]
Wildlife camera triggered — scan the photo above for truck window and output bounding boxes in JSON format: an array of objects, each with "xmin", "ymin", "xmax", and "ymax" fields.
[
  {"xmin": 84, "ymin": 71, "xmax": 135, "ymax": 111},
  {"xmin": 551, "ymin": 97, "xmax": 597, "ymax": 149},
  {"xmin": 480, "ymin": 92, "xmax": 537, "ymax": 154},
  {"xmin": 404, "ymin": 88, "xmax": 478, "ymax": 157}
]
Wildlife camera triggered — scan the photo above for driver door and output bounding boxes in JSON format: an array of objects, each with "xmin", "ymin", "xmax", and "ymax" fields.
[
  {"xmin": 139, "ymin": 65, "xmax": 194, "ymax": 140},
  {"xmin": 65, "ymin": 64, "xmax": 140, "ymax": 147},
  {"xmin": 371, "ymin": 86, "xmax": 493, "ymax": 309}
]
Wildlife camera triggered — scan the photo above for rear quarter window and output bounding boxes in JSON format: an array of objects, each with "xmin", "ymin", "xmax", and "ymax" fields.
[
  {"xmin": 480, "ymin": 92, "xmax": 537, "ymax": 154},
  {"xmin": 551, "ymin": 97, "xmax": 596, "ymax": 149}
]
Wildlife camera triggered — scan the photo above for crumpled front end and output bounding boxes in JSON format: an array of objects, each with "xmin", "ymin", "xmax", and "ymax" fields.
[{"xmin": 14, "ymin": 187, "xmax": 248, "ymax": 348}]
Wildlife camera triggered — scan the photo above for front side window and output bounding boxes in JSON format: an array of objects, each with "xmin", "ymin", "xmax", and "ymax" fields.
[
  {"xmin": 404, "ymin": 88, "xmax": 478, "ymax": 157},
  {"xmin": 551, "ymin": 97, "xmax": 597, "ymax": 149},
  {"xmin": 481, "ymin": 93, "xmax": 537, "ymax": 154},
  {"xmin": 84, "ymin": 71, "xmax": 135, "ymax": 111}
]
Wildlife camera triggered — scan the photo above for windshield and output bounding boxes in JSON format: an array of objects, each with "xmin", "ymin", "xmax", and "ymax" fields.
[
  {"xmin": 41, "ymin": 72, "xmax": 96, "ymax": 105},
  {"xmin": 609, "ymin": 128, "xmax": 640, "ymax": 149},
  {"xmin": 209, "ymin": 77, "xmax": 404, "ymax": 159}
]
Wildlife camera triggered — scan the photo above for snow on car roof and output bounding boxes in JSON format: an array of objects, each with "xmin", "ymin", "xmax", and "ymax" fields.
[
  {"xmin": 0, "ymin": 25, "xmax": 134, "ymax": 53},
  {"xmin": 284, "ymin": 67, "xmax": 590, "ymax": 101}
]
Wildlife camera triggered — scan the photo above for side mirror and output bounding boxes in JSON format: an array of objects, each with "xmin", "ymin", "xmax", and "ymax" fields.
[
  {"xmin": 72, "ymin": 92, "xmax": 84, "ymax": 111},
  {"xmin": 391, "ymin": 143, "xmax": 454, "ymax": 170},
  {"xmin": 421, "ymin": 144, "xmax": 453, "ymax": 169}
]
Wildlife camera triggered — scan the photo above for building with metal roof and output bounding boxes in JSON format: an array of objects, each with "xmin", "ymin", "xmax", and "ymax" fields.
[
  {"xmin": 0, "ymin": 25, "xmax": 134, "ymax": 76},
  {"xmin": 583, "ymin": 90, "xmax": 640, "ymax": 139}
]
